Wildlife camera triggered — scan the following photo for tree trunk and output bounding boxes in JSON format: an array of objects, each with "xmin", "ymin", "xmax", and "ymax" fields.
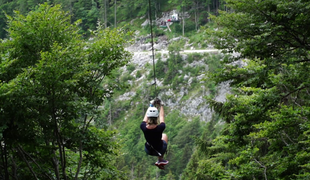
[
  {"xmin": 109, "ymin": 103, "xmax": 112, "ymax": 126},
  {"xmin": 131, "ymin": 163, "xmax": 135, "ymax": 179},
  {"xmin": 114, "ymin": 0, "xmax": 117, "ymax": 28},
  {"xmin": 207, "ymin": 4, "xmax": 211, "ymax": 22},
  {"xmin": 182, "ymin": 6, "xmax": 185, "ymax": 36},
  {"xmin": 69, "ymin": 0, "xmax": 73, "ymax": 20},
  {"xmin": 217, "ymin": 0, "xmax": 220, "ymax": 15},
  {"xmin": 195, "ymin": 1, "xmax": 198, "ymax": 31},
  {"xmin": 52, "ymin": 149, "xmax": 60, "ymax": 180},
  {"xmin": 74, "ymin": 141, "xmax": 83, "ymax": 180},
  {"xmin": 17, "ymin": 146, "xmax": 38, "ymax": 180},
  {"xmin": 104, "ymin": 0, "xmax": 107, "ymax": 28},
  {"xmin": 1, "ymin": 142, "xmax": 9, "ymax": 180},
  {"xmin": 154, "ymin": 0, "xmax": 157, "ymax": 19}
]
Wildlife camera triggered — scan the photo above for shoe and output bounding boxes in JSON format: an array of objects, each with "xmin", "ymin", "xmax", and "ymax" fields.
[
  {"xmin": 158, "ymin": 160, "xmax": 169, "ymax": 165},
  {"xmin": 158, "ymin": 165, "xmax": 165, "ymax": 169},
  {"xmin": 154, "ymin": 162, "xmax": 165, "ymax": 170},
  {"xmin": 155, "ymin": 163, "xmax": 165, "ymax": 169}
]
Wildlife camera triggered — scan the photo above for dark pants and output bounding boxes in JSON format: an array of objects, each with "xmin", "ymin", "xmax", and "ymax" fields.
[{"xmin": 144, "ymin": 140, "xmax": 167, "ymax": 156}]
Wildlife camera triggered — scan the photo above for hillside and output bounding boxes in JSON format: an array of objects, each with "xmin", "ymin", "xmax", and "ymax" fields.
[
  {"xmin": 0, "ymin": 1, "xmax": 228, "ymax": 179},
  {"xmin": 0, "ymin": 0, "xmax": 223, "ymax": 42},
  {"xmin": 2, "ymin": 0, "xmax": 309, "ymax": 179},
  {"xmin": 100, "ymin": 36, "xmax": 229, "ymax": 178}
]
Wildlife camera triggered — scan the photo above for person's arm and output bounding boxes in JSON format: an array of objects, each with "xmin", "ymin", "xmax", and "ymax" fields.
[
  {"xmin": 159, "ymin": 105, "xmax": 165, "ymax": 123},
  {"xmin": 143, "ymin": 110, "xmax": 148, "ymax": 122}
]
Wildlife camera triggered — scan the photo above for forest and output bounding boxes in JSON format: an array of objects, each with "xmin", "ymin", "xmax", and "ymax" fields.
[
  {"xmin": 1, "ymin": 0, "xmax": 310, "ymax": 179},
  {"xmin": 0, "ymin": 0, "xmax": 224, "ymax": 39}
]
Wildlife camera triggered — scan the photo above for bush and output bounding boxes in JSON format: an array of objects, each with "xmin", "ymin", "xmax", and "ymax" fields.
[
  {"xmin": 187, "ymin": 53, "xmax": 203, "ymax": 63},
  {"xmin": 185, "ymin": 19, "xmax": 196, "ymax": 32},
  {"xmin": 121, "ymin": 72, "xmax": 134, "ymax": 82},
  {"xmin": 155, "ymin": 58, "xmax": 167, "ymax": 79},
  {"xmin": 204, "ymin": 54, "xmax": 224, "ymax": 73},
  {"xmin": 174, "ymin": 23, "xmax": 183, "ymax": 34},
  {"xmin": 136, "ymin": 70, "xmax": 142, "ymax": 78},
  {"xmin": 207, "ymin": 81, "xmax": 217, "ymax": 97},
  {"xmin": 126, "ymin": 63, "xmax": 136, "ymax": 73},
  {"xmin": 168, "ymin": 40, "xmax": 185, "ymax": 53}
]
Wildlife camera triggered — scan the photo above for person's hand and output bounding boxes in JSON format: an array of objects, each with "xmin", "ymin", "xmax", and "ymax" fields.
[
  {"xmin": 154, "ymin": 98, "xmax": 164, "ymax": 106},
  {"xmin": 150, "ymin": 99, "xmax": 155, "ymax": 106},
  {"xmin": 159, "ymin": 99, "xmax": 164, "ymax": 106}
]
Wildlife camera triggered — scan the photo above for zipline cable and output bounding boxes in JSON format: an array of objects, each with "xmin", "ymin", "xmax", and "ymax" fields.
[{"xmin": 148, "ymin": 0, "xmax": 157, "ymax": 98}]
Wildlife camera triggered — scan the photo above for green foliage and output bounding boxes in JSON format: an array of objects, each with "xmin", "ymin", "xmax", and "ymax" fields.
[
  {"xmin": 166, "ymin": 116, "xmax": 202, "ymax": 177},
  {"xmin": 109, "ymin": 64, "xmax": 209, "ymax": 178},
  {"xmin": 0, "ymin": 0, "xmax": 225, "ymax": 51},
  {"xmin": 184, "ymin": 19, "xmax": 196, "ymax": 32},
  {"xmin": 186, "ymin": 53, "xmax": 203, "ymax": 63},
  {"xmin": 136, "ymin": 70, "xmax": 142, "ymax": 78},
  {"xmin": 0, "ymin": 0, "xmax": 236, "ymax": 179},
  {"xmin": 187, "ymin": 0, "xmax": 310, "ymax": 179},
  {"xmin": 148, "ymin": 57, "xmax": 167, "ymax": 80},
  {"xmin": 160, "ymin": 42, "xmax": 186, "ymax": 88},
  {"xmin": 126, "ymin": 63, "xmax": 136, "ymax": 73},
  {"xmin": 188, "ymin": 33, "xmax": 207, "ymax": 48},
  {"xmin": 154, "ymin": 58, "xmax": 165, "ymax": 79},
  {"xmin": 106, "ymin": 50, "xmax": 218, "ymax": 179},
  {"xmin": 0, "ymin": 3, "xmax": 131, "ymax": 179}
]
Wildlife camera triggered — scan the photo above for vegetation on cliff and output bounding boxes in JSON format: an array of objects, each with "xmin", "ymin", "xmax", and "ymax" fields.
[{"xmin": 2, "ymin": 0, "xmax": 310, "ymax": 179}]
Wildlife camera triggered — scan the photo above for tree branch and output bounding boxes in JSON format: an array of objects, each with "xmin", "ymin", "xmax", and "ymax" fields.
[
  {"xmin": 280, "ymin": 133, "xmax": 289, "ymax": 146},
  {"xmin": 281, "ymin": 85, "xmax": 308, "ymax": 100},
  {"xmin": 294, "ymin": 59, "xmax": 310, "ymax": 63},
  {"xmin": 74, "ymin": 141, "xmax": 83, "ymax": 180},
  {"xmin": 282, "ymin": 130, "xmax": 296, "ymax": 145},
  {"xmin": 51, "ymin": 147, "xmax": 60, "ymax": 180},
  {"xmin": 254, "ymin": 158, "xmax": 268, "ymax": 180},
  {"xmin": 9, "ymin": 155, "xmax": 18, "ymax": 180},
  {"xmin": 17, "ymin": 146, "xmax": 38, "ymax": 180},
  {"xmin": 17, "ymin": 145, "xmax": 53, "ymax": 180},
  {"xmin": 75, "ymin": 114, "xmax": 94, "ymax": 179}
]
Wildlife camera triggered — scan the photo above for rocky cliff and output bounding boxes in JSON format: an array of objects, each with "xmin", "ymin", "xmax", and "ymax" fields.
[{"xmin": 116, "ymin": 35, "xmax": 230, "ymax": 122}]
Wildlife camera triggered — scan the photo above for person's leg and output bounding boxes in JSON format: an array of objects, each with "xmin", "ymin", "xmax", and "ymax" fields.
[
  {"xmin": 157, "ymin": 133, "xmax": 169, "ymax": 162},
  {"xmin": 145, "ymin": 145, "xmax": 151, "ymax": 155},
  {"xmin": 162, "ymin": 133, "xmax": 168, "ymax": 143}
]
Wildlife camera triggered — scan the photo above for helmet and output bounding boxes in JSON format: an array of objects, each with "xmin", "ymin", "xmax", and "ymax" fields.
[{"xmin": 146, "ymin": 107, "xmax": 159, "ymax": 117}]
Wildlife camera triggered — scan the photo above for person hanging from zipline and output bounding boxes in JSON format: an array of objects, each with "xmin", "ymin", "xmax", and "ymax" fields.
[{"xmin": 140, "ymin": 98, "xmax": 169, "ymax": 169}]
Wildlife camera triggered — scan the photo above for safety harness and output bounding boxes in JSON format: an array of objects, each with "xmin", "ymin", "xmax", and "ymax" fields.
[{"xmin": 146, "ymin": 142, "xmax": 162, "ymax": 156}]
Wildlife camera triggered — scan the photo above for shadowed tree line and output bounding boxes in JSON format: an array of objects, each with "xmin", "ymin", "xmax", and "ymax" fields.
[
  {"xmin": 0, "ymin": 3, "xmax": 132, "ymax": 179},
  {"xmin": 0, "ymin": 0, "xmax": 225, "ymax": 39},
  {"xmin": 183, "ymin": 0, "xmax": 310, "ymax": 179}
]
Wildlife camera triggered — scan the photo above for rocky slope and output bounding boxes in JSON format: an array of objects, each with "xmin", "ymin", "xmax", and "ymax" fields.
[{"xmin": 118, "ymin": 35, "xmax": 230, "ymax": 122}]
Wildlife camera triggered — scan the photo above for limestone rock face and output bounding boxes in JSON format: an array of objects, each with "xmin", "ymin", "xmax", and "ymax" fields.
[
  {"xmin": 121, "ymin": 15, "xmax": 232, "ymax": 122},
  {"xmin": 121, "ymin": 37, "xmax": 231, "ymax": 122}
]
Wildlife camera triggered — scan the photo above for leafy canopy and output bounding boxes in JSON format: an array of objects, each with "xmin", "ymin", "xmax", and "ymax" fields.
[
  {"xmin": 0, "ymin": 3, "xmax": 132, "ymax": 179},
  {"xmin": 184, "ymin": 0, "xmax": 310, "ymax": 179}
]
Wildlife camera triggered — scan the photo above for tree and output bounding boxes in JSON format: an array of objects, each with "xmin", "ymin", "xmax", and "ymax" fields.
[
  {"xmin": 0, "ymin": 1, "xmax": 17, "ymax": 39},
  {"xmin": 190, "ymin": 0, "xmax": 310, "ymax": 179},
  {"xmin": 114, "ymin": 0, "xmax": 117, "ymax": 28},
  {"xmin": 0, "ymin": 3, "xmax": 132, "ymax": 179},
  {"xmin": 71, "ymin": 0, "xmax": 98, "ymax": 35}
]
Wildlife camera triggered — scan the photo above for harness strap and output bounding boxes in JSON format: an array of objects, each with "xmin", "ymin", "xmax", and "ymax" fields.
[{"xmin": 146, "ymin": 142, "xmax": 162, "ymax": 156}]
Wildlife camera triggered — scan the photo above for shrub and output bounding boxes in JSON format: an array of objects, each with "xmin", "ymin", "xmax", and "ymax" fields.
[
  {"xmin": 136, "ymin": 70, "xmax": 142, "ymax": 78},
  {"xmin": 187, "ymin": 53, "xmax": 203, "ymax": 63},
  {"xmin": 155, "ymin": 58, "xmax": 167, "ymax": 79},
  {"xmin": 126, "ymin": 63, "xmax": 136, "ymax": 73}
]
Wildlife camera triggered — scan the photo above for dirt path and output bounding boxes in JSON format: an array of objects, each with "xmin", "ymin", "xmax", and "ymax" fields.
[{"xmin": 133, "ymin": 49, "xmax": 220, "ymax": 55}]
